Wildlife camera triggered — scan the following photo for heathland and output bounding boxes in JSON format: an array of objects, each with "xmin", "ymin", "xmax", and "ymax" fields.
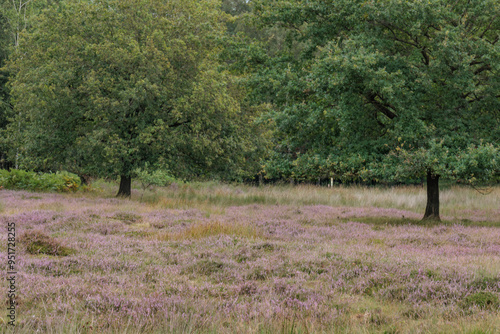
[{"xmin": 1, "ymin": 183, "xmax": 499, "ymax": 333}]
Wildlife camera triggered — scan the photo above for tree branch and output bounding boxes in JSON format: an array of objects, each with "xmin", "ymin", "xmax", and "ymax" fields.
[
  {"xmin": 421, "ymin": 47, "xmax": 430, "ymax": 66},
  {"xmin": 374, "ymin": 20, "xmax": 420, "ymax": 48},
  {"xmin": 479, "ymin": 15, "xmax": 497, "ymax": 38},
  {"xmin": 487, "ymin": 36, "xmax": 499, "ymax": 45},
  {"xmin": 365, "ymin": 93, "xmax": 397, "ymax": 120},
  {"xmin": 168, "ymin": 120, "xmax": 190, "ymax": 128},
  {"xmin": 474, "ymin": 64, "xmax": 491, "ymax": 75}
]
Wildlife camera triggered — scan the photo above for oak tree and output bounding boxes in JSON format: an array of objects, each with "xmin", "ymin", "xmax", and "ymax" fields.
[
  {"xmin": 6, "ymin": 0, "xmax": 260, "ymax": 196},
  {"xmin": 252, "ymin": 0, "xmax": 500, "ymax": 219}
]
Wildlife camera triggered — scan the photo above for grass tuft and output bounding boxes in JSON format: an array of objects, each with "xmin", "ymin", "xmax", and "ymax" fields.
[
  {"xmin": 183, "ymin": 260, "xmax": 225, "ymax": 276},
  {"xmin": 20, "ymin": 230, "xmax": 75, "ymax": 256},
  {"xmin": 462, "ymin": 292, "xmax": 499, "ymax": 310}
]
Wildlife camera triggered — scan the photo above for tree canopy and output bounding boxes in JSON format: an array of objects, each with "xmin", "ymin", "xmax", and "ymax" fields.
[
  {"xmin": 247, "ymin": 0, "xmax": 500, "ymax": 219},
  {"xmin": 5, "ymin": 0, "xmax": 262, "ymax": 196}
]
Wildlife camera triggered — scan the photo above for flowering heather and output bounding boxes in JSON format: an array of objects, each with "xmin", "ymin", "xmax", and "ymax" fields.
[{"xmin": 1, "ymin": 186, "xmax": 499, "ymax": 333}]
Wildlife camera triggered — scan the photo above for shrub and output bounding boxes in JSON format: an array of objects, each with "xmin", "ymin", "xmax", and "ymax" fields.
[
  {"xmin": 20, "ymin": 231, "xmax": 75, "ymax": 256},
  {"xmin": 134, "ymin": 166, "xmax": 177, "ymax": 199},
  {"xmin": 0, "ymin": 169, "xmax": 81, "ymax": 192}
]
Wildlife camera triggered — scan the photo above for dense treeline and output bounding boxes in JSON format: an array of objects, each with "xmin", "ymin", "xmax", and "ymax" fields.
[{"xmin": 0, "ymin": 0, "xmax": 499, "ymax": 220}]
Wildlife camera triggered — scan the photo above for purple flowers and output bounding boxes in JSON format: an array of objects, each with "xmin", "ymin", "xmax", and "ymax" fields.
[{"xmin": 1, "ymin": 189, "xmax": 499, "ymax": 332}]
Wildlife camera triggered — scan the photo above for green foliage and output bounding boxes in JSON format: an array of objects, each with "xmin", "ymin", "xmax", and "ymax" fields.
[
  {"xmin": 0, "ymin": 169, "xmax": 80, "ymax": 192},
  {"xmin": 0, "ymin": 0, "xmax": 64, "ymax": 168},
  {"xmin": 4, "ymin": 0, "xmax": 263, "ymax": 187},
  {"xmin": 20, "ymin": 230, "xmax": 75, "ymax": 256},
  {"xmin": 248, "ymin": 0, "xmax": 500, "ymax": 185},
  {"xmin": 134, "ymin": 164, "xmax": 177, "ymax": 199},
  {"xmin": 0, "ymin": 1, "xmax": 13, "ymax": 166}
]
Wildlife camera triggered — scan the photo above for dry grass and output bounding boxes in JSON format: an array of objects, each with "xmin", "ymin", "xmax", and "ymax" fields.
[
  {"xmin": 3, "ymin": 181, "xmax": 499, "ymax": 221},
  {"xmin": 155, "ymin": 221, "xmax": 262, "ymax": 241},
  {"xmin": 138, "ymin": 182, "xmax": 500, "ymax": 221}
]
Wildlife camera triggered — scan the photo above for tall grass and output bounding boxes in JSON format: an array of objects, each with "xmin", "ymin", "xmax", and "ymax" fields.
[
  {"xmin": 135, "ymin": 182, "xmax": 500, "ymax": 220},
  {"xmin": 5, "ymin": 179, "xmax": 499, "ymax": 221}
]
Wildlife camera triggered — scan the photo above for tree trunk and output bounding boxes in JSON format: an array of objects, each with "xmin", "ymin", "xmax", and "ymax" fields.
[
  {"xmin": 79, "ymin": 174, "xmax": 91, "ymax": 186},
  {"xmin": 117, "ymin": 175, "xmax": 131, "ymax": 198},
  {"xmin": 423, "ymin": 171, "xmax": 440, "ymax": 221}
]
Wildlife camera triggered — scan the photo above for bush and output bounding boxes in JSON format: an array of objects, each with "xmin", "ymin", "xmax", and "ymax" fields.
[
  {"xmin": 135, "ymin": 168, "xmax": 176, "ymax": 188},
  {"xmin": 134, "ymin": 165, "xmax": 178, "ymax": 199},
  {"xmin": 0, "ymin": 169, "xmax": 81, "ymax": 192}
]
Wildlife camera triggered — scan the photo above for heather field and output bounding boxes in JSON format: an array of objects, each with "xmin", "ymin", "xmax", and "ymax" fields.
[{"xmin": 1, "ymin": 183, "xmax": 500, "ymax": 333}]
